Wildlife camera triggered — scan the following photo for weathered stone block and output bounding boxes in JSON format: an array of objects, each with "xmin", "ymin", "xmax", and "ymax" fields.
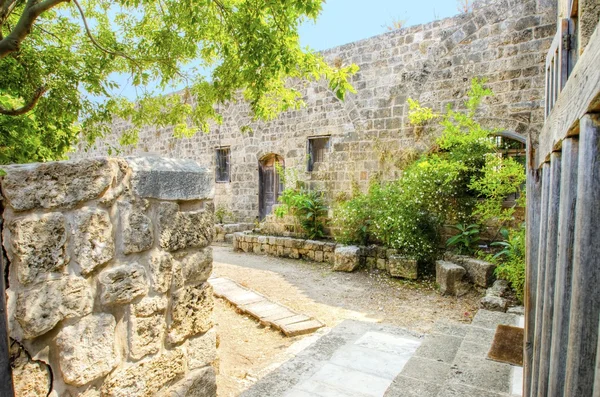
[
  {"xmin": 314, "ymin": 251, "xmax": 324, "ymax": 262},
  {"xmin": 377, "ymin": 258, "xmax": 387, "ymax": 270},
  {"xmin": 101, "ymin": 349, "xmax": 185, "ymax": 397},
  {"xmin": 180, "ymin": 248, "xmax": 213, "ymax": 286},
  {"xmin": 7, "ymin": 213, "xmax": 68, "ymax": 284},
  {"xmin": 127, "ymin": 156, "xmax": 213, "ymax": 201},
  {"xmin": 119, "ymin": 200, "xmax": 153, "ymax": 255},
  {"xmin": 388, "ymin": 255, "xmax": 418, "ymax": 279},
  {"xmin": 56, "ymin": 313, "xmax": 118, "ymax": 386},
  {"xmin": 15, "ymin": 276, "xmax": 93, "ymax": 339},
  {"xmin": 162, "ymin": 367, "xmax": 217, "ymax": 397},
  {"xmin": 99, "ymin": 264, "xmax": 149, "ymax": 305},
  {"xmin": 73, "ymin": 208, "xmax": 115, "ymax": 276},
  {"xmin": 186, "ymin": 328, "xmax": 218, "ymax": 370},
  {"xmin": 447, "ymin": 254, "xmax": 496, "ymax": 287},
  {"xmin": 168, "ymin": 283, "xmax": 214, "ymax": 345},
  {"xmin": 480, "ymin": 295, "xmax": 508, "ymax": 312},
  {"xmin": 149, "ymin": 251, "xmax": 173, "ymax": 293},
  {"xmin": 436, "ymin": 260, "xmax": 466, "ymax": 296},
  {"xmin": 129, "ymin": 313, "xmax": 165, "ymax": 361},
  {"xmin": 10, "ymin": 341, "xmax": 51, "ymax": 397},
  {"xmin": 333, "ymin": 246, "xmax": 361, "ymax": 272},
  {"xmin": 159, "ymin": 202, "xmax": 214, "ymax": 252},
  {"xmin": 1, "ymin": 158, "xmax": 114, "ymax": 211}
]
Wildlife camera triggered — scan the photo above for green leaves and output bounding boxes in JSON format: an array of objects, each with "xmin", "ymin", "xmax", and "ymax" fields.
[
  {"xmin": 0, "ymin": 0, "xmax": 358, "ymax": 164},
  {"xmin": 276, "ymin": 187, "xmax": 327, "ymax": 240},
  {"xmin": 446, "ymin": 223, "xmax": 481, "ymax": 255}
]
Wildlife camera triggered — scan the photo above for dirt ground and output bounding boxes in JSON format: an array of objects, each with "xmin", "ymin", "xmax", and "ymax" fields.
[{"xmin": 211, "ymin": 245, "xmax": 482, "ymax": 397}]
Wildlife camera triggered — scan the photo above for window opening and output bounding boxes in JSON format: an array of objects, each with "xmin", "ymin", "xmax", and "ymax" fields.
[
  {"xmin": 307, "ymin": 137, "xmax": 330, "ymax": 172},
  {"xmin": 215, "ymin": 147, "xmax": 231, "ymax": 183}
]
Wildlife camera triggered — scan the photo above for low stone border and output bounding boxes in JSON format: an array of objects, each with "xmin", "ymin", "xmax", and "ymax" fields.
[{"xmin": 214, "ymin": 223, "xmax": 255, "ymax": 243}]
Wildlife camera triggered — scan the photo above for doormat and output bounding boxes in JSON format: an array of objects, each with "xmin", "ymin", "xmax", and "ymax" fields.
[{"xmin": 487, "ymin": 324, "xmax": 524, "ymax": 366}]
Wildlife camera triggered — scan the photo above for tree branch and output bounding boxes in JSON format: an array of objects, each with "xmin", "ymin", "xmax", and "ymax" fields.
[
  {"xmin": 0, "ymin": 0, "xmax": 66, "ymax": 59},
  {"xmin": 0, "ymin": 86, "xmax": 47, "ymax": 116}
]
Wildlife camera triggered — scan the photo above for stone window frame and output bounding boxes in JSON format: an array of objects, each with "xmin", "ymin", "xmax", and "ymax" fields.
[
  {"xmin": 215, "ymin": 147, "xmax": 231, "ymax": 183},
  {"xmin": 307, "ymin": 136, "xmax": 330, "ymax": 172}
]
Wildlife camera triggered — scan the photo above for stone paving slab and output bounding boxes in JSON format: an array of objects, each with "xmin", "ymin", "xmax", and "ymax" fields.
[{"xmin": 209, "ymin": 277, "xmax": 324, "ymax": 336}]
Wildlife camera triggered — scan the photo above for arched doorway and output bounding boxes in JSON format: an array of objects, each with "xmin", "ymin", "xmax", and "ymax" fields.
[{"xmin": 259, "ymin": 154, "xmax": 284, "ymax": 220}]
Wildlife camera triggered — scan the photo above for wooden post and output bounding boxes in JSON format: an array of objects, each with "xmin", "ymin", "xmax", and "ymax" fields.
[
  {"xmin": 0, "ymin": 213, "xmax": 15, "ymax": 396},
  {"xmin": 548, "ymin": 138, "xmax": 579, "ymax": 396},
  {"xmin": 565, "ymin": 114, "xmax": 600, "ymax": 396},
  {"xmin": 525, "ymin": 136, "xmax": 542, "ymax": 397},
  {"xmin": 537, "ymin": 152, "xmax": 562, "ymax": 397},
  {"xmin": 530, "ymin": 162, "xmax": 551, "ymax": 397}
]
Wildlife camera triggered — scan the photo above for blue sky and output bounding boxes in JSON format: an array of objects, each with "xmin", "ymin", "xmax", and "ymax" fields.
[
  {"xmin": 114, "ymin": 1, "xmax": 461, "ymax": 99},
  {"xmin": 299, "ymin": 0, "xmax": 460, "ymax": 51}
]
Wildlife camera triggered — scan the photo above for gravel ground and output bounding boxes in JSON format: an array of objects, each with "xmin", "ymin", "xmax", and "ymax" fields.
[{"xmin": 211, "ymin": 244, "xmax": 483, "ymax": 397}]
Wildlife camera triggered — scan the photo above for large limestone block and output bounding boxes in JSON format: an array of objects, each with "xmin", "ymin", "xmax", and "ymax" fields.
[
  {"xmin": 186, "ymin": 328, "xmax": 218, "ymax": 370},
  {"xmin": 6, "ymin": 213, "xmax": 68, "ymax": 284},
  {"xmin": 73, "ymin": 208, "xmax": 115, "ymax": 275},
  {"xmin": 161, "ymin": 367, "xmax": 217, "ymax": 397},
  {"xmin": 447, "ymin": 254, "xmax": 496, "ymax": 287},
  {"xmin": 149, "ymin": 251, "xmax": 174, "ymax": 293},
  {"xmin": 180, "ymin": 248, "xmax": 213, "ymax": 286},
  {"xmin": 158, "ymin": 202, "xmax": 214, "ymax": 252},
  {"xmin": 101, "ymin": 349, "xmax": 185, "ymax": 397},
  {"xmin": 333, "ymin": 246, "xmax": 361, "ymax": 272},
  {"xmin": 15, "ymin": 276, "xmax": 93, "ymax": 339},
  {"xmin": 1, "ymin": 158, "xmax": 114, "ymax": 211},
  {"xmin": 119, "ymin": 200, "xmax": 154, "ymax": 254},
  {"xmin": 127, "ymin": 157, "xmax": 213, "ymax": 201},
  {"xmin": 168, "ymin": 283, "xmax": 214, "ymax": 345},
  {"xmin": 99, "ymin": 264, "xmax": 149, "ymax": 305},
  {"xmin": 388, "ymin": 255, "xmax": 418, "ymax": 279},
  {"xmin": 129, "ymin": 296, "xmax": 168, "ymax": 360},
  {"xmin": 436, "ymin": 260, "xmax": 466, "ymax": 295},
  {"xmin": 56, "ymin": 313, "xmax": 119, "ymax": 386},
  {"xmin": 10, "ymin": 341, "xmax": 52, "ymax": 397}
]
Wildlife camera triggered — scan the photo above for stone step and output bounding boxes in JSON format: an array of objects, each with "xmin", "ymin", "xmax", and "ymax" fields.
[{"xmin": 208, "ymin": 277, "xmax": 324, "ymax": 337}]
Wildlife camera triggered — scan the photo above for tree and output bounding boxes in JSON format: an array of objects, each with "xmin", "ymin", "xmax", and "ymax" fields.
[{"xmin": 0, "ymin": 0, "xmax": 358, "ymax": 164}]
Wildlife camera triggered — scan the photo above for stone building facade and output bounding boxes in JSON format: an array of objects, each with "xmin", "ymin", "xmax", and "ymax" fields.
[
  {"xmin": 1, "ymin": 157, "xmax": 217, "ymax": 396},
  {"xmin": 82, "ymin": 0, "xmax": 557, "ymax": 223}
]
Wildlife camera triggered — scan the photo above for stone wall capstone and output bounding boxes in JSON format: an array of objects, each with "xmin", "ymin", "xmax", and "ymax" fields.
[
  {"xmin": 1, "ymin": 156, "xmax": 218, "ymax": 397},
  {"xmin": 79, "ymin": 0, "xmax": 556, "ymax": 223}
]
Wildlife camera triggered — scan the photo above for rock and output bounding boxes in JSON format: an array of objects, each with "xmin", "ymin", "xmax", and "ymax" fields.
[
  {"xmin": 447, "ymin": 254, "xmax": 496, "ymax": 287},
  {"xmin": 186, "ymin": 328, "xmax": 218, "ymax": 370},
  {"xmin": 119, "ymin": 200, "xmax": 154, "ymax": 255},
  {"xmin": 132, "ymin": 296, "xmax": 168, "ymax": 317},
  {"xmin": 179, "ymin": 248, "xmax": 213, "ymax": 286},
  {"xmin": 487, "ymin": 279, "xmax": 510, "ymax": 298},
  {"xmin": 15, "ymin": 277, "xmax": 93, "ymax": 339},
  {"xmin": 10, "ymin": 341, "xmax": 51, "ymax": 397},
  {"xmin": 333, "ymin": 246, "xmax": 361, "ymax": 272},
  {"xmin": 436, "ymin": 260, "xmax": 466, "ymax": 295},
  {"xmin": 480, "ymin": 295, "xmax": 508, "ymax": 312},
  {"xmin": 158, "ymin": 202, "xmax": 214, "ymax": 252},
  {"xmin": 161, "ymin": 367, "xmax": 217, "ymax": 397},
  {"xmin": 1, "ymin": 158, "xmax": 114, "ymax": 211},
  {"xmin": 388, "ymin": 255, "xmax": 418, "ymax": 279},
  {"xmin": 73, "ymin": 208, "xmax": 115, "ymax": 276},
  {"xmin": 56, "ymin": 313, "xmax": 119, "ymax": 386},
  {"xmin": 127, "ymin": 157, "xmax": 213, "ymax": 201},
  {"xmin": 149, "ymin": 251, "xmax": 174, "ymax": 293},
  {"xmin": 129, "ymin": 313, "xmax": 165, "ymax": 361},
  {"xmin": 101, "ymin": 349, "xmax": 185, "ymax": 397},
  {"xmin": 99, "ymin": 264, "xmax": 149, "ymax": 305},
  {"xmin": 507, "ymin": 306, "xmax": 525, "ymax": 315},
  {"xmin": 168, "ymin": 283, "xmax": 214, "ymax": 345},
  {"xmin": 224, "ymin": 233, "xmax": 234, "ymax": 244},
  {"xmin": 6, "ymin": 213, "xmax": 68, "ymax": 285}
]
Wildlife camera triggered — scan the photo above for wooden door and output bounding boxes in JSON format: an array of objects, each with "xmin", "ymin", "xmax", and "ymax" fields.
[{"xmin": 259, "ymin": 155, "xmax": 283, "ymax": 220}]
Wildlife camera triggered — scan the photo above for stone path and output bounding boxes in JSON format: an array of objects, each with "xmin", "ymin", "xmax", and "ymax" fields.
[
  {"xmin": 241, "ymin": 310, "xmax": 525, "ymax": 397},
  {"xmin": 209, "ymin": 277, "xmax": 324, "ymax": 336}
]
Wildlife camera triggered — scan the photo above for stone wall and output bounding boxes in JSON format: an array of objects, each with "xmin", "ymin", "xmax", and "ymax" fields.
[
  {"xmin": 1, "ymin": 157, "xmax": 217, "ymax": 397},
  {"xmin": 80, "ymin": 0, "xmax": 556, "ymax": 223}
]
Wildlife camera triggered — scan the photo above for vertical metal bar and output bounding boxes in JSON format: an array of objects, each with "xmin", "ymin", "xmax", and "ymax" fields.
[
  {"xmin": 525, "ymin": 137, "xmax": 542, "ymax": 397},
  {"xmin": 565, "ymin": 114, "xmax": 600, "ymax": 397},
  {"xmin": 548, "ymin": 138, "xmax": 579, "ymax": 396},
  {"xmin": 0, "ymin": 210, "xmax": 15, "ymax": 396},
  {"xmin": 530, "ymin": 162, "xmax": 551, "ymax": 397},
  {"xmin": 537, "ymin": 152, "xmax": 562, "ymax": 397}
]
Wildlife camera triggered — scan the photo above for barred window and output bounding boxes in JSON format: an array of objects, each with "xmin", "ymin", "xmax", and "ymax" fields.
[
  {"xmin": 215, "ymin": 147, "xmax": 230, "ymax": 183},
  {"xmin": 307, "ymin": 137, "xmax": 330, "ymax": 172}
]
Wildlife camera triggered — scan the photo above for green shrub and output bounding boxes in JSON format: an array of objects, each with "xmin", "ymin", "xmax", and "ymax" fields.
[
  {"xmin": 275, "ymin": 188, "xmax": 328, "ymax": 239},
  {"xmin": 214, "ymin": 206, "xmax": 233, "ymax": 224},
  {"xmin": 490, "ymin": 225, "xmax": 526, "ymax": 301},
  {"xmin": 446, "ymin": 223, "xmax": 481, "ymax": 255},
  {"xmin": 332, "ymin": 192, "xmax": 372, "ymax": 245}
]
